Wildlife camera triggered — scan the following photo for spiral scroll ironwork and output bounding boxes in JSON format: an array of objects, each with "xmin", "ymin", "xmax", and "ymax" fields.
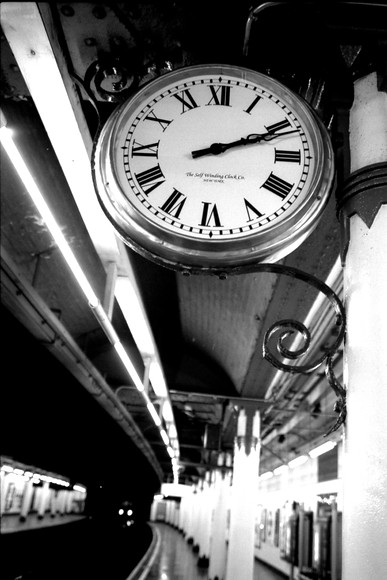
[
  {"xmin": 324, "ymin": 354, "xmax": 347, "ymax": 435},
  {"xmin": 213, "ymin": 262, "xmax": 346, "ymax": 434}
]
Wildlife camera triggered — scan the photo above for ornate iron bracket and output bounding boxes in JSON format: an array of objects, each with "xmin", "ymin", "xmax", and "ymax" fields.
[
  {"xmin": 211, "ymin": 262, "xmax": 346, "ymax": 435},
  {"xmin": 324, "ymin": 354, "xmax": 347, "ymax": 436}
]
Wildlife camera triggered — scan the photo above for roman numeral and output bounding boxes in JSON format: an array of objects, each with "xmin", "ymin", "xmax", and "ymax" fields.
[
  {"xmin": 135, "ymin": 164, "xmax": 165, "ymax": 195},
  {"xmin": 274, "ymin": 149, "xmax": 301, "ymax": 163},
  {"xmin": 265, "ymin": 119, "xmax": 291, "ymax": 133},
  {"xmin": 173, "ymin": 88, "xmax": 198, "ymax": 113},
  {"xmin": 200, "ymin": 202, "xmax": 223, "ymax": 227},
  {"xmin": 131, "ymin": 140, "xmax": 159, "ymax": 157},
  {"xmin": 261, "ymin": 172, "xmax": 293, "ymax": 199},
  {"xmin": 244, "ymin": 95, "xmax": 261, "ymax": 114},
  {"xmin": 160, "ymin": 189, "xmax": 187, "ymax": 218},
  {"xmin": 207, "ymin": 85, "xmax": 231, "ymax": 106},
  {"xmin": 144, "ymin": 110, "xmax": 172, "ymax": 131},
  {"xmin": 244, "ymin": 198, "xmax": 264, "ymax": 221}
]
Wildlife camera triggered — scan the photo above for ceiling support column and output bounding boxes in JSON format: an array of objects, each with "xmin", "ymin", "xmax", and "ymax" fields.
[
  {"xmin": 338, "ymin": 71, "xmax": 387, "ymax": 580},
  {"xmin": 36, "ymin": 480, "xmax": 50, "ymax": 519},
  {"xmin": 225, "ymin": 409, "xmax": 261, "ymax": 580},
  {"xmin": 196, "ymin": 472, "xmax": 213, "ymax": 569},
  {"xmin": 184, "ymin": 483, "xmax": 197, "ymax": 546},
  {"xmin": 19, "ymin": 477, "xmax": 34, "ymax": 522},
  {"xmin": 179, "ymin": 488, "xmax": 192, "ymax": 540},
  {"xmin": 208, "ymin": 454, "xmax": 231, "ymax": 580}
]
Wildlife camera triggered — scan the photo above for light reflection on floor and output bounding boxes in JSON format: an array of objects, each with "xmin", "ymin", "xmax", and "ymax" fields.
[{"xmin": 146, "ymin": 523, "xmax": 287, "ymax": 580}]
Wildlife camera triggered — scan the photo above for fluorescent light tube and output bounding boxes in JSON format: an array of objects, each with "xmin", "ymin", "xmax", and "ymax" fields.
[
  {"xmin": 113, "ymin": 342, "xmax": 144, "ymax": 392},
  {"xmin": 162, "ymin": 400, "xmax": 174, "ymax": 423},
  {"xmin": 115, "ymin": 276, "xmax": 155, "ymax": 358},
  {"xmin": 160, "ymin": 429, "xmax": 169, "ymax": 446},
  {"xmin": 288, "ymin": 455, "xmax": 309, "ymax": 468},
  {"xmin": 273, "ymin": 465, "xmax": 289, "ymax": 476},
  {"xmin": 147, "ymin": 402, "xmax": 162, "ymax": 426},
  {"xmin": 73, "ymin": 485, "xmax": 86, "ymax": 493},
  {"xmin": 168, "ymin": 424, "xmax": 177, "ymax": 439},
  {"xmin": 0, "ymin": 125, "xmax": 99, "ymax": 308},
  {"xmin": 148, "ymin": 359, "xmax": 168, "ymax": 398},
  {"xmin": 309, "ymin": 441, "xmax": 337, "ymax": 458}
]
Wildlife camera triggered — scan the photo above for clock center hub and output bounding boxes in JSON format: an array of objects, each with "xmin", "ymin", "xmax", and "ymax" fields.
[{"xmin": 159, "ymin": 106, "xmax": 268, "ymax": 200}]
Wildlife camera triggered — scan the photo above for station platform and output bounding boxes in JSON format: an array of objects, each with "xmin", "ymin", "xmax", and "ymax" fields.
[
  {"xmin": 132, "ymin": 522, "xmax": 287, "ymax": 580},
  {"xmin": 1, "ymin": 512, "xmax": 86, "ymax": 534},
  {"xmin": 1, "ymin": 515, "xmax": 286, "ymax": 580}
]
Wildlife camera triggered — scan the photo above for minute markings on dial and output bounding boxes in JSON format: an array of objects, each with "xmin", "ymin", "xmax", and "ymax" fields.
[{"xmin": 124, "ymin": 77, "xmax": 312, "ymax": 237}]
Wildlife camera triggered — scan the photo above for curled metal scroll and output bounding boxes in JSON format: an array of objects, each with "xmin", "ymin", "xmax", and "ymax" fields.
[
  {"xmin": 324, "ymin": 354, "xmax": 347, "ymax": 436},
  {"xmin": 216, "ymin": 262, "xmax": 346, "ymax": 434}
]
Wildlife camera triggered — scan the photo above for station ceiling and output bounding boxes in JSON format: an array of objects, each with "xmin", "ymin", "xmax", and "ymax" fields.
[{"xmin": 1, "ymin": 2, "xmax": 386, "ymax": 506}]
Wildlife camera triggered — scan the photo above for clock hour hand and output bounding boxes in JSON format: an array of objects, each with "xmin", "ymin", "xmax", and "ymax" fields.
[{"xmin": 191, "ymin": 129, "xmax": 299, "ymax": 158}]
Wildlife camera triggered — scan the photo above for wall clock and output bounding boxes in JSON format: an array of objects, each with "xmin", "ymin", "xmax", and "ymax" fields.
[{"xmin": 92, "ymin": 64, "xmax": 335, "ymax": 271}]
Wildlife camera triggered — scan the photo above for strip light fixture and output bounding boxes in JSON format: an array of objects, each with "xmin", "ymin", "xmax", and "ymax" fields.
[
  {"xmin": 309, "ymin": 440, "xmax": 337, "ymax": 458},
  {"xmin": 0, "ymin": 120, "xmax": 150, "ymax": 396},
  {"xmin": 73, "ymin": 485, "xmax": 87, "ymax": 493},
  {"xmin": 160, "ymin": 429, "xmax": 170, "ymax": 446},
  {"xmin": 269, "ymin": 439, "xmax": 337, "ymax": 476},
  {"xmin": 0, "ymin": 125, "xmax": 99, "ymax": 308},
  {"xmin": 1, "ymin": 464, "xmax": 73, "ymax": 488},
  {"xmin": 115, "ymin": 277, "xmax": 173, "ymax": 429},
  {"xmin": 288, "ymin": 455, "xmax": 309, "ymax": 469},
  {"xmin": 0, "ymin": 119, "xmax": 173, "ymax": 457},
  {"xmin": 146, "ymin": 402, "xmax": 162, "ymax": 427},
  {"xmin": 115, "ymin": 276, "xmax": 156, "ymax": 360},
  {"xmin": 273, "ymin": 464, "xmax": 289, "ymax": 476}
]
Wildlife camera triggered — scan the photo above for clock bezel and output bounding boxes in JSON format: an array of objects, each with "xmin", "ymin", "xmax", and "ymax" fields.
[{"xmin": 92, "ymin": 64, "xmax": 335, "ymax": 271}]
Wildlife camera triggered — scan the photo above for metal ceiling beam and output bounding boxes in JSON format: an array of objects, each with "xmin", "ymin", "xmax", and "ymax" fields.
[{"xmin": 1, "ymin": 248, "xmax": 164, "ymax": 482}]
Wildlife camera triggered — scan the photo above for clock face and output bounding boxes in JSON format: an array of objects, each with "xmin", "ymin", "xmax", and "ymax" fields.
[{"xmin": 92, "ymin": 64, "xmax": 334, "ymax": 270}]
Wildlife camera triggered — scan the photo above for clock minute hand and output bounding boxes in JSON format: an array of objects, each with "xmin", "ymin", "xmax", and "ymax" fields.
[
  {"xmin": 191, "ymin": 129, "xmax": 299, "ymax": 159},
  {"xmin": 191, "ymin": 137, "xmax": 249, "ymax": 158},
  {"xmin": 258, "ymin": 129, "xmax": 300, "ymax": 142}
]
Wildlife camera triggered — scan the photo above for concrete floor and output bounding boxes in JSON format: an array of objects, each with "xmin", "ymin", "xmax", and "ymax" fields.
[{"xmin": 145, "ymin": 523, "xmax": 287, "ymax": 580}]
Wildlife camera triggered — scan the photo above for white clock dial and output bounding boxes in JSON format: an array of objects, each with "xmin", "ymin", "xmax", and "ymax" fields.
[{"xmin": 93, "ymin": 65, "xmax": 334, "ymax": 269}]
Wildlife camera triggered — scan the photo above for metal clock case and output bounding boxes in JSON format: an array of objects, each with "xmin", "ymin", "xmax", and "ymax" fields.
[{"xmin": 92, "ymin": 64, "xmax": 335, "ymax": 271}]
